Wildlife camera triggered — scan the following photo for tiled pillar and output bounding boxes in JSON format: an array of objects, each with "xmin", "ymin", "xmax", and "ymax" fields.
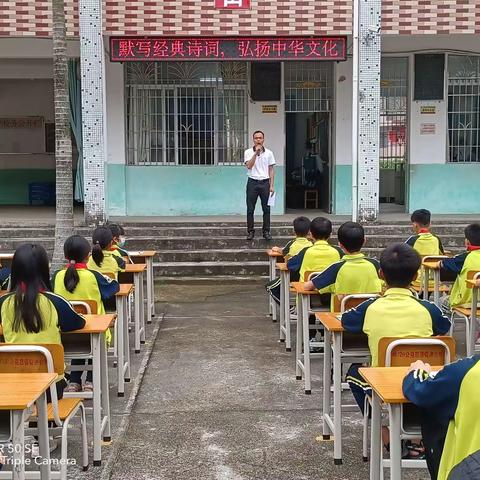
[
  {"xmin": 79, "ymin": 0, "xmax": 106, "ymax": 225},
  {"xmin": 356, "ymin": 0, "xmax": 381, "ymax": 222}
]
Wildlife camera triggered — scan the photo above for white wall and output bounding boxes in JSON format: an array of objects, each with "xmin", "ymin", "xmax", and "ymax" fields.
[
  {"xmin": 104, "ymin": 58, "xmax": 125, "ymax": 165},
  {"xmin": 334, "ymin": 58, "xmax": 353, "ymax": 166},
  {"xmin": 0, "ymin": 38, "xmax": 80, "ymax": 59}
]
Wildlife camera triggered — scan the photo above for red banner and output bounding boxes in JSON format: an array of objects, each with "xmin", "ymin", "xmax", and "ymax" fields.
[{"xmin": 110, "ymin": 37, "xmax": 347, "ymax": 62}]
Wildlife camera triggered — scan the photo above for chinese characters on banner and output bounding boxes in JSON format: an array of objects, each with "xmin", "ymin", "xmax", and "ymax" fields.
[
  {"xmin": 214, "ymin": 0, "xmax": 250, "ymax": 8},
  {"xmin": 110, "ymin": 37, "xmax": 347, "ymax": 62}
]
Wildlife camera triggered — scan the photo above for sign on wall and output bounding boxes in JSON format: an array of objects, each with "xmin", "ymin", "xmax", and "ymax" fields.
[
  {"xmin": 420, "ymin": 123, "xmax": 436, "ymax": 135},
  {"xmin": 110, "ymin": 37, "xmax": 347, "ymax": 62},
  {"xmin": 214, "ymin": 0, "xmax": 250, "ymax": 9},
  {"xmin": 0, "ymin": 117, "xmax": 43, "ymax": 129},
  {"xmin": 420, "ymin": 106, "xmax": 436, "ymax": 114},
  {"xmin": 262, "ymin": 105, "xmax": 277, "ymax": 113}
]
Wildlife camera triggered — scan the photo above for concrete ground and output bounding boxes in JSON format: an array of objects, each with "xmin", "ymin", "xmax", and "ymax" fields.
[{"xmin": 104, "ymin": 283, "xmax": 428, "ymax": 480}]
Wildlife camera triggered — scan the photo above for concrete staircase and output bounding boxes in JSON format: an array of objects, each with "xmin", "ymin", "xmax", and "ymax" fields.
[{"xmin": 0, "ymin": 221, "xmax": 470, "ymax": 283}]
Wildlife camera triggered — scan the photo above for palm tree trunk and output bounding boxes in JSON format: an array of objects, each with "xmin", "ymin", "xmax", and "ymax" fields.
[{"xmin": 51, "ymin": 0, "xmax": 74, "ymax": 271}]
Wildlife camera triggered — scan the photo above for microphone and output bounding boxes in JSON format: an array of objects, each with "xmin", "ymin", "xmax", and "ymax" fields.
[{"xmin": 256, "ymin": 148, "xmax": 261, "ymax": 157}]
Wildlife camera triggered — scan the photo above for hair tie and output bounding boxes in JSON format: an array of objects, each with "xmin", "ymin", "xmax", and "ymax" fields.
[
  {"xmin": 95, "ymin": 241, "xmax": 100, "ymax": 245},
  {"xmin": 69, "ymin": 259, "xmax": 76, "ymax": 265}
]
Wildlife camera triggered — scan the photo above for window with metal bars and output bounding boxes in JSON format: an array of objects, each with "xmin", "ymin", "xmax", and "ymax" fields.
[
  {"xmin": 448, "ymin": 55, "xmax": 480, "ymax": 163},
  {"xmin": 125, "ymin": 62, "xmax": 248, "ymax": 165}
]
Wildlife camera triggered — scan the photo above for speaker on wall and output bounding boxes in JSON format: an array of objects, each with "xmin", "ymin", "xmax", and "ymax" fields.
[{"xmin": 250, "ymin": 62, "xmax": 281, "ymax": 101}]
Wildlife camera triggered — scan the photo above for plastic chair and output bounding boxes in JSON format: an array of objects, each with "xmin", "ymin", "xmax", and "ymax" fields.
[
  {"xmin": 71, "ymin": 300, "xmax": 98, "ymax": 315},
  {"xmin": 0, "ymin": 344, "xmax": 88, "ymax": 478}
]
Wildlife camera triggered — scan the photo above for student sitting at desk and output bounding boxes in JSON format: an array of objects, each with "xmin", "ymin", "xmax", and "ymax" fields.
[
  {"xmin": 405, "ymin": 209, "xmax": 445, "ymax": 291},
  {"xmin": 403, "ymin": 356, "xmax": 480, "ymax": 480},
  {"xmin": 303, "ymin": 221, "xmax": 382, "ymax": 309},
  {"xmin": 266, "ymin": 216, "xmax": 312, "ymax": 305},
  {"xmin": 108, "ymin": 223, "xmax": 132, "ymax": 263},
  {"xmin": 52, "ymin": 235, "xmax": 119, "ymax": 393},
  {"xmin": 434, "ymin": 223, "xmax": 480, "ymax": 313},
  {"xmin": 0, "ymin": 243, "xmax": 85, "ymax": 399},
  {"xmin": 341, "ymin": 244, "xmax": 450, "ymax": 449},
  {"xmin": 87, "ymin": 226, "xmax": 126, "ymax": 279}
]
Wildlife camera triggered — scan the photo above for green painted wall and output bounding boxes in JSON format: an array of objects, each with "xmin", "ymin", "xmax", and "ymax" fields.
[
  {"xmin": 0, "ymin": 169, "xmax": 55, "ymax": 205},
  {"xmin": 334, "ymin": 165, "xmax": 352, "ymax": 215},
  {"xmin": 107, "ymin": 164, "xmax": 285, "ymax": 216},
  {"xmin": 409, "ymin": 164, "xmax": 480, "ymax": 214}
]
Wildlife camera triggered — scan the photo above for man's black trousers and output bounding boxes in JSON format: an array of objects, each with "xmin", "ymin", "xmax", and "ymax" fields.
[{"xmin": 246, "ymin": 178, "xmax": 270, "ymax": 233}]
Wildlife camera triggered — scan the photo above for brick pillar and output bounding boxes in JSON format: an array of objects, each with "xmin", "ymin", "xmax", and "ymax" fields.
[
  {"xmin": 79, "ymin": 0, "xmax": 106, "ymax": 226},
  {"xmin": 355, "ymin": 0, "xmax": 381, "ymax": 222}
]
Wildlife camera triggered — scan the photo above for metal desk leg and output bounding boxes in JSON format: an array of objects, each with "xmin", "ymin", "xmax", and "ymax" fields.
[
  {"xmin": 470, "ymin": 286, "xmax": 478, "ymax": 356},
  {"xmin": 295, "ymin": 294, "xmax": 303, "ymax": 380},
  {"xmin": 302, "ymin": 294, "xmax": 311, "ymax": 394},
  {"xmin": 36, "ymin": 392, "xmax": 51, "ymax": 480},
  {"xmin": 100, "ymin": 332, "xmax": 111, "ymax": 442},
  {"xmin": 279, "ymin": 270, "xmax": 286, "ymax": 343},
  {"xmin": 92, "ymin": 333, "xmax": 102, "ymax": 466},
  {"xmin": 139, "ymin": 272, "xmax": 146, "ymax": 344},
  {"xmin": 422, "ymin": 265, "xmax": 429, "ymax": 300},
  {"xmin": 332, "ymin": 331, "xmax": 342, "ymax": 464},
  {"xmin": 268, "ymin": 257, "xmax": 275, "ymax": 317},
  {"xmin": 146, "ymin": 257, "xmax": 154, "ymax": 322},
  {"xmin": 134, "ymin": 272, "xmax": 142, "ymax": 353},
  {"xmin": 370, "ymin": 391, "xmax": 382, "ymax": 480},
  {"xmin": 11, "ymin": 410, "xmax": 25, "ymax": 480},
  {"xmin": 123, "ymin": 296, "xmax": 131, "ymax": 382},
  {"xmin": 284, "ymin": 271, "xmax": 292, "ymax": 352},
  {"xmin": 322, "ymin": 328, "xmax": 332, "ymax": 439},
  {"xmin": 433, "ymin": 269, "xmax": 441, "ymax": 306},
  {"xmin": 388, "ymin": 404, "xmax": 402, "ymax": 480},
  {"xmin": 115, "ymin": 297, "xmax": 125, "ymax": 397}
]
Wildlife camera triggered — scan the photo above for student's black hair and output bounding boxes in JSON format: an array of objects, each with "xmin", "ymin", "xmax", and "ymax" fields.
[
  {"xmin": 380, "ymin": 243, "xmax": 421, "ymax": 288},
  {"xmin": 107, "ymin": 223, "xmax": 126, "ymax": 240},
  {"xmin": 63, "ymin": 235, "xmax": 91, "ymax": 293},
  {"xmin": 10, "ymin": 244, "xmax": 52, "ymax": 334},
  {"xmin": 293, "ymin": 216, "xmax": 311, "ymax": 237},
  {"xmin": 91, "ymin": 226, "xmax": 113, "ymax": 268},
  {"xmin": 337, "ymin": 221, "xmax": 365, "ymax": 253},
  {"xmin": 411, "ymin": 209, "xmax": 431, "ymax": 227},
  {"xmin": 309, "ymin": 217, "xmax": 332, "ymax": 241},
  {"xmin": 465, "ymin": 223, "xmax": 480, "ymax": 246},
  {"xmin": 252, "ymin": 130, "xmax": 264, "ymax": 138}
]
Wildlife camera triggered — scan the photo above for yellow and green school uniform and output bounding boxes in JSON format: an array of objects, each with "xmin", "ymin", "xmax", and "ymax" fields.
[
  {"xmin": 282, "ymin": 236, "xmax": 313, "ymax": 258},
  {"xmin": 87, "ymin": 250, "xmax": 126, "ymax": 280},
  {"xmin": 287, "ymin": 240, "xmax": 343, "ymax": 282},
  {"xmin": 310, "ymin": 253, "xmax": 382, "ymax": 310},
  {"xmin": 0, "ymin": 291, "xmax": 85, "ymax": 345},
  {"xmin": 403, "ymin": 355, "xmax": 480, "ymax": 480}
]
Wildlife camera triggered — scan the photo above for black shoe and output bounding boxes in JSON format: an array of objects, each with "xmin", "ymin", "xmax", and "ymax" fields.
[
  {"xmin": 263, "ymin": 231, "xmax": 272, "ymax": 241},
  {"xmin": 246, "ymin": 231, "xmax": 254, "ymax": 241}
]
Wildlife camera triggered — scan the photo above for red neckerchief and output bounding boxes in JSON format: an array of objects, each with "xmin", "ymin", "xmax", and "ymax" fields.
[
  {"xmin": 108, "ymin": 246, "xmax": 117, "ymax": 252},
  {"xmin": 65, "ymin": 263, "xmax": 88, "ymax": 269},
  {"xmin": 19, "ymin": 282, "xmax": 45, "ymax": 293},
  {"xmin": 418, "ymin": 228, "xmax": 430, "ymax": 234},
  {"xmin": 467, "ymin": 245, "xmax": 480, "ymax": 251}
]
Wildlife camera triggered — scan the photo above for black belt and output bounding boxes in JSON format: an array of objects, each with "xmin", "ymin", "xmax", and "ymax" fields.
[{"xmin": 248, "ymin": 178, "xmax": 269, "ymax": 182}]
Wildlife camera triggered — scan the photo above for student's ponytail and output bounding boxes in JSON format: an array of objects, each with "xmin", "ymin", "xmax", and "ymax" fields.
[
  {"xmin": 91, "ymin": 227, "xmax": 113, "ymax": 268},
  {"xmin": 64, "ymin": 260, "xmax": 80, "ymax": 293},
  {"xmin": 91, "ymin": 242, "xmax": 104, "ymax": 267},
  {"xmin": 63, "ymin": 235, "xmax": 91, "ymax": 293}
]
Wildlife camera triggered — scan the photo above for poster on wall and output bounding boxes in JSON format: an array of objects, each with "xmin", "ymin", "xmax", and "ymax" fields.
[{"xmin": 420, "ymin": 123, "xmax": 436, "ymax": 135}]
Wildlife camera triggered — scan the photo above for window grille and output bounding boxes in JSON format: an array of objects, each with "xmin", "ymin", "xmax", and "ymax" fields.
[
  {"xmin": 448, "ymin": 55, "xmax": 480, "ymax": 163},
  {"xmin": 125, "ymin": 62, "xmax": 248, "ymax": 165},
  {"xmin": 284, "ymin": 62, "xmax": 333, "ymax": 112},
  {"xmin": 380, "ymin": 57, "xmax": 408, "ymax": 170}
]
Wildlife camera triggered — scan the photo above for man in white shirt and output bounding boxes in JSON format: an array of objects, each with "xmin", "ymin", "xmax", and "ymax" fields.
[{"xmin": 244, "ymin": 130, "xmax": 275, "ymax": 241}]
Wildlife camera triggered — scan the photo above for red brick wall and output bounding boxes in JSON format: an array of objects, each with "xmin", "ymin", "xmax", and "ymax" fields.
[{"xmin": 0, "ymin": 0, "xmax": 479, "ymax": 37}]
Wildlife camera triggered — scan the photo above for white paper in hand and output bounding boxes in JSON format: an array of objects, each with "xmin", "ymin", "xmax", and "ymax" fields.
[{"xmin": 267, "ymin": 192, "xmax": 276, "ymax": 207}]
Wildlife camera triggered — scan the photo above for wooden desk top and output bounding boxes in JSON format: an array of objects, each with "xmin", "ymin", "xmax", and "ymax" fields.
[
  {"xmin": 0, "ymin": 373, "xmax": 57, "ymax": 410},
  {"xmin": 116, "ymin": 283, "xmax": 134, "ymax": 296},
  {"xmin": 316, "ymin": 312, "xmax": 344, "ymax": 332},
  {"xmin": 267, "ymin": 249, "xmax": 283, "ymax": 257},
  {"xmin": 128, "ymin": 250, "xmax": 156, "ymax": 257},
  {"xmin": 359, "ymin": 367, "xmax": 410, "ymax": 404},
  {"xmin": 124, "ymin": 263, "xmax": 147, "ymax": 273},
  {"xmin": 69, "ymin": 314, "xmax": 116, "ymax": 334},
  {"xmin": 0, "ymin": 290, "xmax": 7, "ymax": 297},
  {"xmin": 422, "ymin": 260, "xmax": 441, "ymax": 269},
  {"xmin": 276, "ymin": 262, "xmax": 289, "ymax": 272},
  {"xmin": 290, "ymin": 282, "xmax": 320, "ymax": 295}
]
